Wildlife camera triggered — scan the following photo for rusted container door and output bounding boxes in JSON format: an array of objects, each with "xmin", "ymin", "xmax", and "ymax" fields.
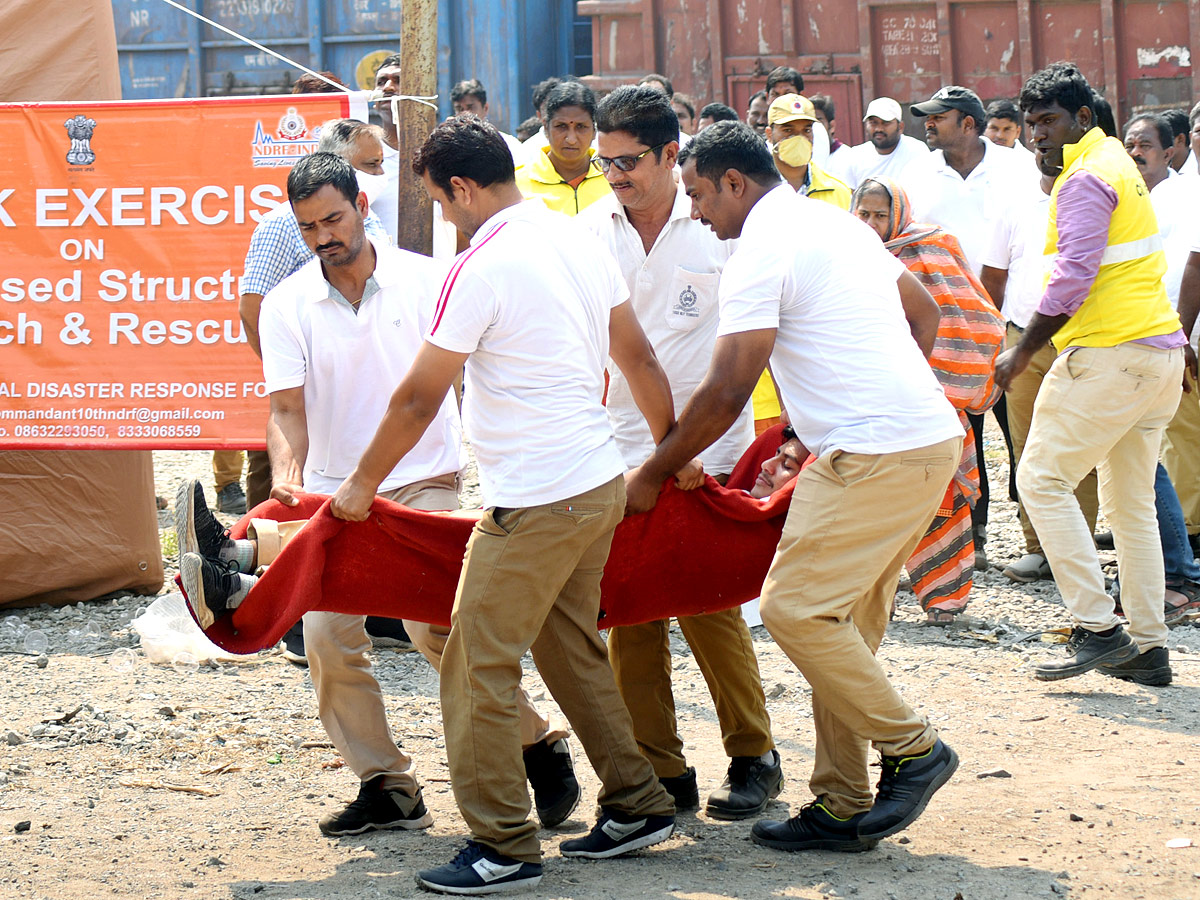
[{"xmin": 583, "ymin": 0, "xmax": 1200, "ymax": 139}]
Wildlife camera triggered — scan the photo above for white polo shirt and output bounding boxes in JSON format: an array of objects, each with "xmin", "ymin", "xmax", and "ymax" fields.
[
  {"xmin": 579, "ymin": 185, "xmax": 753, "ymax": 473},
  {"xmin": 826, "ymin": 134, "xmax": 929, "ymax": 190},
  {"xmin": 425, "ymin": 199, "xmax": 628, "ymax": 509},
  {"xmin": 979, "ymin": 181, "xmax": 1052, "ymax": 328},
  {"xmin": 1150, "ymin": 171, "xmax": 1200, "ymax": 311},
  {"xmin": 900, "ymin": 137, "xmax": 1027, "ymax": 275},
  {"xmin": 716, "ymin": 185, "xmax": 962, "ymax": 458},
  {"xmin": 258, "ymin": 239, "xmax": 464, "ymax": 494}
]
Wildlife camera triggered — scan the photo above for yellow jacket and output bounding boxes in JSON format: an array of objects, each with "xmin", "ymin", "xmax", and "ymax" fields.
[
  {"xmin": 515, "ymin": 146, "xmax": 612, "ymax": 216},
  {"xmin": 806, "ymin": 163, "xmax": 852, "ymax": 211},
  {"xmin": 1046, "ymin": 127, "xmax": 1178, "ymax": 350}
]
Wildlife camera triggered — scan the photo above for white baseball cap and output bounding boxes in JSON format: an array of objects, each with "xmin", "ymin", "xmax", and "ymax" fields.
[{"xmin": 863, "ymin": 97, "xmax": 903, "ymax": 122}]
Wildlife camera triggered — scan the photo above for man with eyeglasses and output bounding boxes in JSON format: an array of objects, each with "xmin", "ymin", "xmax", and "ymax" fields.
[{"xmin": 579, "ymin": 85, "xmax": 784, "ymax": 822}]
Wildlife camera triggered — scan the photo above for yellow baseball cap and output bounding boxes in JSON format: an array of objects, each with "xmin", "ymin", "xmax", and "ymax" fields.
[{"xmin": 767, "ymin": 93, "xmax": 817, "ymax": 125}]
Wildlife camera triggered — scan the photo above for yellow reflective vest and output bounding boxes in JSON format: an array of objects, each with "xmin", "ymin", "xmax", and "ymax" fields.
[{"xmin": 1046, "ymin": 127, "xmax": 1179, "ymax": 350}]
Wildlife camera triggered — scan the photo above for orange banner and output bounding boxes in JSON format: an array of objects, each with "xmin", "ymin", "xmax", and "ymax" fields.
[{"xmin": 0, "ymin": 93, "xmax": 365, "ymax": 449}]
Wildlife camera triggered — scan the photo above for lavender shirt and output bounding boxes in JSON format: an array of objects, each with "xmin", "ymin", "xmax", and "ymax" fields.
[{"xmin": 1038, "ymin": 171, "xmax": 1185, "ymax": 349}]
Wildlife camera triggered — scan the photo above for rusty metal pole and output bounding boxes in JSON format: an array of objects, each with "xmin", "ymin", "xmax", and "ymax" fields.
[{"xmin": 395, "ymin": 0, "xmax": 437, "ymax": 256}]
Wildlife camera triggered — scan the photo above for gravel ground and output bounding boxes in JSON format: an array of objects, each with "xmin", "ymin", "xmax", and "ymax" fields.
[{"xmin": 2, "ymin": 425, "xmax": 1199, "ymax": 900}]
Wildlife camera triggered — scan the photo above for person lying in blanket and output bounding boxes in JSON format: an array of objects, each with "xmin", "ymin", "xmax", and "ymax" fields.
[{"xmin": 176, "ymin": 424, "xmax": 806, "ymax": 648}]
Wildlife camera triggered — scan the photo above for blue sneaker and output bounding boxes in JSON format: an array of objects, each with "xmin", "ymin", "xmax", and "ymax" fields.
[
  {"xmin": 415, "ymin": 841, "xmax": 542, "ymax": 895},
  {"xmin": 559, "ymin": 810, "xmax": 675, "ymax": 859}
]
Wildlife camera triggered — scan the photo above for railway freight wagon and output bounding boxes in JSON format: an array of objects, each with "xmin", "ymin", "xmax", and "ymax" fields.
[
  {"xmin": 111, "ymin": 0, "xmax": 592, "ymax": 134},
  {"xmin": 581, "ymin": 0, "xmax": 1198, "ymax": 145}
]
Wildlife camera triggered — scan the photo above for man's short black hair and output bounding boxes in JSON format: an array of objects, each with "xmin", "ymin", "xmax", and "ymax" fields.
[
  {"xmin": 809, "ymin": 94, "xmax": 835, "ymax": 121},
  {"xmin": 412, "ymin": 115, "xmax": 516, "ymax": 196},
  {"xmin": 532, "ymin": 77, "xmax": 561, "ymax": 113},
  {"xmin": 451, "ymin": 78, "xmax": 487, "ymax": 106},
  {"xmin": 544, "ymin": 81, "xmax": 597, "ymax": 123},
  {"xmin": 673, "ymin": 93, "xmax": 695, "ymax": 121},
  {"xmin": 1091, "ymin": 92, "xmax": 1117, "ymax": 137},
  {"xmin": 516, "ymin": 115, "xmax": 542, "ymax": 142},
  {"xmin": 638, "ymin": 73, "xmax": 675, "ymax": 98},
  {"xmin": 698, "ymin": 102, "xmax": 739, "ymax": 123},
  {"xmin": 1018, "ymin": 62, "xmax": 1094, "ymax": 120},
  {"xmin": 1124, "ymin": 112, "xmax": 1173, "ymax": 151},
  {"xmin": 595, "ymin": 85, "xmax": 678, "ymax": 156},
  {"xmin": 985, "ymin": 98, "xmax": 1020, "ymax": 123},
  {"xmin": 287, "ymin": 151, "xmax": 359, "ymax": 206},
  {"xmin": 1162, "ymin": 108, "xmax": 1190, "ymax": 140},
  {"xmin": 748, "ymin": 89, "xmax": 768, "ymax": 106},
  {"xmin": 766, "ymin": 66, "xmax": 805, "ymax": 94},
  {"xmin": 375, "ymin": 54, "xmax": 402, "ymax": 74},
  {"xmin": 677, "ymin": 120, "xmax": 781, "ymax": 188}
]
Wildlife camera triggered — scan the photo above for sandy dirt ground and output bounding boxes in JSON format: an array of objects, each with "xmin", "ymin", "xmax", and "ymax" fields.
[{"xmin": 2, "ymin": 438, "xmax": 1199, "ymax": 900}]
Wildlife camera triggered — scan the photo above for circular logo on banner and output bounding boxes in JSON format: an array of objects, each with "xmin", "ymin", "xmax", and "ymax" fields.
[{"xmin": 357, "ymin": 51, "xmax": 395, "ymax": 90}]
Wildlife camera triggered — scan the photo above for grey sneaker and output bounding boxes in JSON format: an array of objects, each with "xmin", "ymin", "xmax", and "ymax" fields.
[
  {"xmin": 318, "ymin": 776, "xmax": 432, "ymax": 836},
  {"xmin": 1002, "ymin": 553, "xmax": 1051, "ymax": 583}
]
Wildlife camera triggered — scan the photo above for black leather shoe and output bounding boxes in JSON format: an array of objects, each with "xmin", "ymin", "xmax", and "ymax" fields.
[
  {"xmin": 1034, "ymin": 625, "xmax": 1139, "ymax": 681},
  {"xmin": 659, "ymin": 766, "xmax": 699, "ymax": 811},
  {"xmin": 1098, "ymin": 646, "xmax": 1172, "ymax": 686},
  {"xmin": 705, "ymin": 750, "xmax": 784, "ymax": 820},
  {"xmin": 752, "ymin": 800, "xmax": 876, "ymax": 852},
  {"xmin": 857, "ymin": 737, "xmax": 958, "ymax": 841},
  {"xmin": 523, "ymin": 737, "xmax": 580, "ymax": 828}
]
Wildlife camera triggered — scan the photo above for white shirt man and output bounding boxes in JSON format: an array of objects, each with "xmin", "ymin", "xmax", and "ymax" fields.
[
  {"xmin": 826, "ymin": 97, "xmax": 929, "ymax": 189},
  {"xmin": 1150, "ymin": 171, "xmax": 1200, "ymax": 314},
  {"xmin": 979, "ymin": 180, "xmax": 1052, "ymax": 329},
  {"xmin": 259, "ymin": 237, "xmax": 463, "ymax": 492},
  {"xmin": 581, "ymin": 185, "xmax": 750, "ymax": 472},
  {"xmin": 901, "ymin": 136, "xmax": 1024, "ymax": 275}
]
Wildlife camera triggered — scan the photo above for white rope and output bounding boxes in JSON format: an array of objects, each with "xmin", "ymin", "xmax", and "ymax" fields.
[{"xmin": 154, "ymin": 0, "xmax": 440, "ymax": 112}]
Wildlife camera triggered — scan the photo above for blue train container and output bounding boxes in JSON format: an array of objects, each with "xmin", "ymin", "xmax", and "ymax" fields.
[{"xmin": 112, "ymin": 0, "xmax": 590, "ymax": 134}]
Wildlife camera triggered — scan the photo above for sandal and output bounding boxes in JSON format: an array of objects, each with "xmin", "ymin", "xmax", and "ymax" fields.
[
  {"xmin": 924, "ymin": 608, "xmax": 964, "ymax": 626},
  {"xmin": 1164, "ymin": 582, "xmax": 1200, "ymax": 626}
]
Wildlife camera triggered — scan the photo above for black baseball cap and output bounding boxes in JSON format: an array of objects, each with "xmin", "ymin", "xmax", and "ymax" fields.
[{"xmin": 911, "ymin": 86, "xmax": 987, "ymax": 127}]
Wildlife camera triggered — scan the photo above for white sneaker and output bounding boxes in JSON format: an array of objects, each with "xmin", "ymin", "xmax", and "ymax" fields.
[{"xmin": 1002, "ymin": 552, "xmax": 1051, "ymax": 583}]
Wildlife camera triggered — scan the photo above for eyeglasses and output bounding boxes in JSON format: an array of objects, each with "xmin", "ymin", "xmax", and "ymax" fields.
[{"xmin": 591, "ymin": 142, "xmax": 668, "ymax": 173}]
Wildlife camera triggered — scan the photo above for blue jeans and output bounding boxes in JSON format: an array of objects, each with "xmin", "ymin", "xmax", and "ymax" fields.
[{"xmin": 1156, "ymin": 462, "xmax": 1200, "ymax": 586}]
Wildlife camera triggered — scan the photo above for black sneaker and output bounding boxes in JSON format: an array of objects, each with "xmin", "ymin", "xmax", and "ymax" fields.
[
  {"xmin": 523, "ymin": 737, "xmax": 580, "ymax": 828},
  {"xmin": 559, "ymin": 810, "xmax": 675, "ymax": 859},
  {"xmin": 1034, "ymin": 625, "xmax": 1140, "ymax": 681},
  {"xmin": 857, "ymin": 737, "xmax": 958, "ymax": 841},
  {"xmin": 179, "ymin": 552, "xmax": 244, "ymax": 630},
  {"xmin": 318, "ymin": 775, "xmax": 432, "ymax": 836},
  {"xmin": 415, "ymin": 841, "xmax": 542, "ymax": 895},
  {"xmin": 280, "ymin": 621, "xmax": 307, "ymax": 668},
  {"xmin": 752, "ymin": 801, "xmax": 877, "ymax": 852},
  {"xmin": 1098, "ymin": 646, "xmax": 1172, "ymax": 686},
  {"xmin": 365, "ymin": 616, "xmax": 415, "ymax": 650},
  {"xmin": 216, "ymin": 481, "xmax": 248, "ymax": 515},
  {"xmin": 175, "ymin": 479, "xmax": 232, "ymax": 561},
  {"xmin": 705, "ymin": 750, "xmax": 784, "ymax": 820},
  {"xmin": 659, "ymin": 767, "xmax": 699, "ymax": 812}
]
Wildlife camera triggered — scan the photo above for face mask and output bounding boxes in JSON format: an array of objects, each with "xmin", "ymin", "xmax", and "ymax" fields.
[
  {"xmin": 774, "ymin": 133, "xmax": 813, "ymax": 168},
  {"xmin": 355, "ymin": 170, "xmax": 389, "ymax": 207}
]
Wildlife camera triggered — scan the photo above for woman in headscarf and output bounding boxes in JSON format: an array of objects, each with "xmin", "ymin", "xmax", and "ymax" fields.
[{"xmin": 852, "ymin": 176, "xmax": 1006, "ymax": 624}]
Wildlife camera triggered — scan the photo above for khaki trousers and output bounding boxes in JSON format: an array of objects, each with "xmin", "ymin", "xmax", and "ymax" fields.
[
  {"xmin": 246, "ymin": 448, "xmax": 272, "ymax": 509},
  {"xmin": 440, "ymin": 476, "xmax": 673, "ymax": 863},
  {"xmin": 1019, "ymin": 343, "xmax": 1184, "ymax": 651},
  {"xmin": 608, "ymin": 608, "xmax": 774, "ymax": 778},
  {"xmin": 211, "ymin": 450, "xmax": 245, "ymax": 491},
  {"xmin": 1005, "ymin": 323, "xmax": 1099, "ymax": 553},
  {"xmin": 248, "ymin": 475, "xmax": 564, "ymax": 794},
  {"xmin": 759, "ymin": 436, "xmax": 961, "ymax": 820},
  {"xmin": 1161, "ymin": 368, "xmax": 1200, "ymax": 535}
]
